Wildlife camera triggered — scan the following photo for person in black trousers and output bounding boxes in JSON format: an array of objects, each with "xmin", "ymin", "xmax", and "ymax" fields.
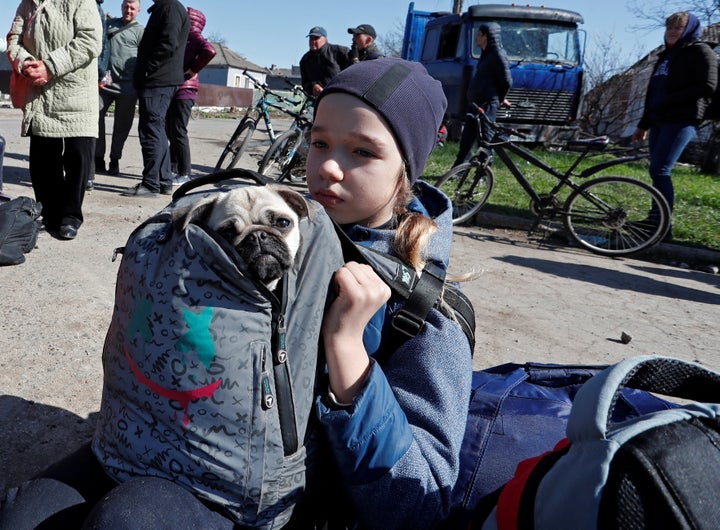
[
  {"xmin": 453, "ymin": 22, "xmax": 512, "ymax": 167},
  {"xmin": 121, "ymin": 0, "xmax": 188, "ymax": 197}
]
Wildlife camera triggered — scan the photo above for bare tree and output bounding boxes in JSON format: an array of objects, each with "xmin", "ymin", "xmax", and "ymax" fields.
[
  {"xmin": 578, "ymin": 33, "xmax": 652, "ymax": 139},
  {"xmin": 627, "ymin": 0, "xmax": 720, "ymax": 28},
  {"xmin": 206, "ymin": 32, "xmax": 227, "ymax": 46},
  {"xmin": 378, "ymin": 20, "xmax": 406, "ymax": 57}
]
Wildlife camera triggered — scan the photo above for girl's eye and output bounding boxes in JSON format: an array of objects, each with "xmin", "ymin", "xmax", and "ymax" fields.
[
  {"xmin": 310, "ymin": 139, "xmax": 327, "ymax": 149},
  {"xmin": 355, "ymin": 148, "xmax": 376, "ymax": 159}
]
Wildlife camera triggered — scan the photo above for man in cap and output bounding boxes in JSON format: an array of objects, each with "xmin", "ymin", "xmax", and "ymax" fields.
[
  {"xmin": 347, "ymin": 24, "xmax": 384, "ymax": 62},
  {"xmin": 299, "ymin": 26, "xmax": 352, "ymax": 97}
]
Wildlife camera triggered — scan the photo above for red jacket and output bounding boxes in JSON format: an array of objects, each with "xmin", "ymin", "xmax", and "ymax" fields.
[{"xmin": 175, "ymin": 7, "xmax": 216, "ymax": 100}]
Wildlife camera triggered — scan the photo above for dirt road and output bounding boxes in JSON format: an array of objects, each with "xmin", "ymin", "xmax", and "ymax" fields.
[{"xmin": 1, "ymin": 108, "xmax": 719, "ymax": 493}]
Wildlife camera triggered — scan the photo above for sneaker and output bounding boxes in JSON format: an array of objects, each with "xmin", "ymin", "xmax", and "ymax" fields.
[
  {"xmin": 172, "ymin": 174, "xmax": 191, "ymax": 187},
  {"xmin": 121, "ymin": 183, "xmax": 159, "ymax": 197},
  {"xmin": 160, "ymin": 184, "xmax": 174, "ymax": 195},
  {"xmin": 107, "ymin": 159, "xmax": 120, "ymax": 176},
  {"xmin": 95, "ymin": 158, "xmax": 106, "ymax": 174},
  {"xmin": 86, "ymin": 178, "xmax": 94, "ymax": 191}
]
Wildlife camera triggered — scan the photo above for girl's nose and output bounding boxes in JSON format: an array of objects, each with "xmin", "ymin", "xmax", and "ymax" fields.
[{"xmin": 317, "ymin": 155, "xmax": 344, "ymax": 182}]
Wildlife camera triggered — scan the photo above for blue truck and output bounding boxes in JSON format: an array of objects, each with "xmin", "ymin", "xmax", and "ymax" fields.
[{"xmin": 402, "ymin": 2, "xmax": 586, "ymax": 143}]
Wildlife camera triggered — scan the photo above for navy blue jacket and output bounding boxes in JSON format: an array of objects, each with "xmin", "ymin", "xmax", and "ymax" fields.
[
  {"xmin": 134, "ymin": 0, "xmax": 189, "ymax": 88},
  {"xmin": 314, "ymin": 182, "xmax": 473, "ymax": 529}
]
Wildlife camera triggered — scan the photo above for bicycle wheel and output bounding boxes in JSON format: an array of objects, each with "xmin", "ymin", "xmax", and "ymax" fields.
[
  {"xmin": 434, "ymin": 162, "xmax": 494, "ymax": 225},
  {"xmin": 563, "ymin": 176, "xmax": 670, "ymax": 257},
  {"xmin": 215, "ymin": 119, "xmax": 257, "ymax": 172},
  {"xmin": 258, "ymin": 128, "xmax": 302, "ymax": 182}
]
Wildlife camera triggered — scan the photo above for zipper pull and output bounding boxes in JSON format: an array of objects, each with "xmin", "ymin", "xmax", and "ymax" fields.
[
  {"xmin": 275, "ymin": 314, "xmax": 288, "ymax": 364},
  {"xmin": 261, "ymin": 346, "xmax": 274, "ymax": 409}
]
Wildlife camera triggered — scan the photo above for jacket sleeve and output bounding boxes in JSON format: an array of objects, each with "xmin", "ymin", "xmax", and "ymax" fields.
[
  {"xmin": 316, "ymin": 307, "xmax": 472, "ymax": 529},
  {"xmin": 187, "ymin": 36, "xmax": 216, "ymax": 74},
  {"xmin": 666, "ymin": 43, "xmax": 717, "ymax": 103},
  {"xmin": 334, "ymin": 44, "xmax": 353, "ymax": 70},
  {"xmin": 43, "ymin": 0, "xmax": 102, "ymax": 78},
  {"xmin": 7, "ymin": 5, "xmax": 34, "ymax": 70},
  {"xmin": 144, "ymin": 6, "xmax": 184, "ymax": 74},
  {"xmin": 496, "ymin": 52, "xmax": 512, "ymax": 101}
]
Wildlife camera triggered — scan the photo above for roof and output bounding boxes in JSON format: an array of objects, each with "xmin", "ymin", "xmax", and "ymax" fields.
[{"xmin": 207, "ymin": 42, "xmax": 267, "ymax": 73}]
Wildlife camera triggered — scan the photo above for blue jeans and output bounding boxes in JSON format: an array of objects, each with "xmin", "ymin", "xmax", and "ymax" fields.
[
  {"xmin": 137, "ymin": 86, "xmax": 176, "ymax": 192},
  {"xmin": 648, "ymin": 122, "xmax": 697, "ymax": 214}
]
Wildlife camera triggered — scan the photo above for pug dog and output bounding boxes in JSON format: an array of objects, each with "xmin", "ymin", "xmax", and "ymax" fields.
[{"xmin": 173, "ymin": 185, "xmax": 310, "ymax": 290}]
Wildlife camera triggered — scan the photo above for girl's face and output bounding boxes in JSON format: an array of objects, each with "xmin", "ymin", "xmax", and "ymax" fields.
[{"xmin": 307, "ymin": 92, "xmax": 404, "ymax": 227}]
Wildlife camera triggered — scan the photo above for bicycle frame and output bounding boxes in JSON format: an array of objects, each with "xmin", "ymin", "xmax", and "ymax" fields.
[{"xmin": 479, "ymin": 114, "xmax": 647, "ymax": 223}]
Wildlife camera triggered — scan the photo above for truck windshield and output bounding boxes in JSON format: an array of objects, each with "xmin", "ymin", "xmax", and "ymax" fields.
[{"xmin": 473, "ymin": 21, "xmax": 580, "ymax": 66}]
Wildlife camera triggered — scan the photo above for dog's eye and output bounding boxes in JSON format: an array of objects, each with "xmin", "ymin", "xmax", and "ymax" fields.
[
  {"xmin": 217, "ymin": 226, "xmax": 236, "ymax": 241},
  {"xmin": 274, "ymin": 217, "xmax": 292, "ymax": 230}
]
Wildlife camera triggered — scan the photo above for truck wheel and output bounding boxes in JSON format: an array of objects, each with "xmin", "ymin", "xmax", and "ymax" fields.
[{"xmin": 701, "ymin": 140, "xmax": 720, "ymax": 175}]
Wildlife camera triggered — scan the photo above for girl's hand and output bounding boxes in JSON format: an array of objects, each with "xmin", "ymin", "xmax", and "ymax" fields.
[{"xmin": 323, "ymin": 262, "xmax": 391, "ymax": 404}]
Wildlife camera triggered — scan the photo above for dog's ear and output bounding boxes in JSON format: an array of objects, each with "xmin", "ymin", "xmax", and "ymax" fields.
[
  {"xmin": 272, "ymin": 187, "xmax": 310, "ymax": 220},
  {"xmin": 172, "ymin": 196, "xmax": 218, "ymax": 232}
]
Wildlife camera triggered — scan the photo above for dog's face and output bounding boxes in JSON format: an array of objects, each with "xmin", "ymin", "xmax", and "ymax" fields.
[{"xmin": 174, "ymin": 186, "xmax": 310, "ymax": 289}]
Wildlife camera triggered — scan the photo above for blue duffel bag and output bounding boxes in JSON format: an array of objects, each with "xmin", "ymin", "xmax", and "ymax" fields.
[{"xmin": 441, "ymin": 362, "xmax": 674, "ymax": 528}]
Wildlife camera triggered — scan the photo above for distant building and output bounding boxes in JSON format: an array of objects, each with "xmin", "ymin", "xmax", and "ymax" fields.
[
  {"xmin": 201, "ymin": 42, "xmax": 268, "ymax": 88},
  {"xmin": 588, "ymin": 23, "xmax": 720, "ymax": 141}
]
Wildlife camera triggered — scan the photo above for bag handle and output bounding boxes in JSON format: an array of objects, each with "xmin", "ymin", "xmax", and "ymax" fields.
[
  {"xmin": 567, "ymin": 355, "xmax": 720, "ymax": 441},
  {"xmin": 171, "ymin": 168, "xmax": 272, "ymax": 201}
]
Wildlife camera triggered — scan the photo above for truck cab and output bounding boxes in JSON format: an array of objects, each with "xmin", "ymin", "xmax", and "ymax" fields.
[{"xmin": 403, "ymin": 3, "xmax": 585, "ymax": 143}]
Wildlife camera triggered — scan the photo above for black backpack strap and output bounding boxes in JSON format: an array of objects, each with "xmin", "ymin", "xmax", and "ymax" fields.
[
  {"xmin": 332, "ymin": 221, "xmax": 475, "ymax": 352},
  {"xmin": 392, "ymin": 260, "xmax": 445, "ymax": 340}
]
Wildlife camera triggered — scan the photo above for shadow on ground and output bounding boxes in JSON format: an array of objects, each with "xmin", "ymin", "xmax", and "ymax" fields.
[{"xmin": 0, "ymin": 395, "xmax": 97, "ymax": 495}]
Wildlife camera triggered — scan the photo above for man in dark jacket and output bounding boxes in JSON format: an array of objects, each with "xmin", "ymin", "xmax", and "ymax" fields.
[
  {"xmin": 299, "ymin": 26, "xmax": 352, "ymax": 97},
  {"xmin": 347, "ymin": 24, "xmax": 384, "ymax": 62},
  {"xmin": 122, "ymin": 0, "xmax": 189, "ymax": 197},
  {"xmin": 453, "ymin": 22, "xmax": 512, "ymax": 167}
]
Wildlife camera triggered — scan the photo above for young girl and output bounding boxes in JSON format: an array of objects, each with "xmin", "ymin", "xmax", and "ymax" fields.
[
  {"xmin": 0, "ymin": 58, "xmax": 472, "ymax": 530},
  {"xmin": 301, "ymin": 57, "xmax": 473, "ymax": 529}
]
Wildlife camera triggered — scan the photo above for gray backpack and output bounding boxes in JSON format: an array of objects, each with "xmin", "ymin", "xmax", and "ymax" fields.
[
  {"xmin": 93, "ymin": 170, "xmax": 475, "ymax": 528},
  {"xmin": 93, "ymin": 172, "xmax": 345, "ymax": 528}
]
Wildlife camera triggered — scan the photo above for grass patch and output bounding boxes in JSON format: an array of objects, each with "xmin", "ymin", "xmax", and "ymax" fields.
[{"xmin": 424, "ymin": 141, "xmax": 720, "ymax": 251}]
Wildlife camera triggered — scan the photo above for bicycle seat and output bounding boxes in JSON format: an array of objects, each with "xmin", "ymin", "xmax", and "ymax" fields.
[{"xmin": 565, "ymin": 136, "xmax": 609, "ymax": 151}]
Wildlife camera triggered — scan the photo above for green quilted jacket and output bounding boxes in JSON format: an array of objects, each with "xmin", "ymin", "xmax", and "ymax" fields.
[{"xmin": 6, "ymin": 0, "xmax": 103, "ymax": 137}]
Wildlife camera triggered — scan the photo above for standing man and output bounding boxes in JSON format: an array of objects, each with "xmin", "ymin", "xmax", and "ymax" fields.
[
  {"xmin": 122, "ymin": 0, "xmax": 188, "ymax": 197},
  {"xmin": 299, "ymin": 26, "xmax": 352, "ymax": 97},
  {"xmin": 96, "ymin": 0, "xmax": 144, "ymax": 179},
  {"xmin": 347, "ymin": 24, "xmax": 384, "ymax": 62},
  {"xmin": 7, "ymin": 0, "xmax": 103, "ymax": 239},
  {"xmin": 453, "ymin": 22, "xmax": 512, "ymax": 167}
]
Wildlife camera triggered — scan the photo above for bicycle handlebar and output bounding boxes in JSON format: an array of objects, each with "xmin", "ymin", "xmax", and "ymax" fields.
[
  {"xmin": 470, "ymin": 103, "xmax": 528, "ymax": 141},
  {"xmin": 242, "ymin": 68, "xmax": 304, "ymax": 107}
]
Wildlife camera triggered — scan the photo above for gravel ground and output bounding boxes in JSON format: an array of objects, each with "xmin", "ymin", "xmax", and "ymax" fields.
[{"xmin": 1, "ymin": 107, "xmax": 719, "ymax": 495}]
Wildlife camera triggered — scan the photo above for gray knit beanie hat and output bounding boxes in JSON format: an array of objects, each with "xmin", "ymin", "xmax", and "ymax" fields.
[{"xmin": 316, "ymin": 57, "xmax": 447, "ymax": 184}]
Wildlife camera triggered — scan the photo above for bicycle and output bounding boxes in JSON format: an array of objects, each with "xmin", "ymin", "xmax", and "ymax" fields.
[
  {"xmin": 257, "ymin": 87, "xmax": 314, "ymax": 183},
  {"xmin": 433, "ymin": 107, "xmax": 671, "ymax": 257},
  {"xmin": 214, "ymin": 70, "xmax": 305, "ymax": 172}
]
